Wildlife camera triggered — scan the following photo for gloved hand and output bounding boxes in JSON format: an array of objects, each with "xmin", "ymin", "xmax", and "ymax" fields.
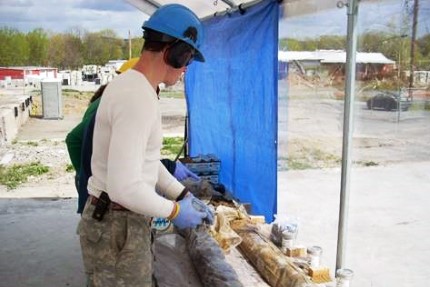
[
  {"xmin": 191, "ymin": 196, "xmax": 215, "ymax": 225},
  {"xmin": 174, "ymin": 161, "xmax": 200, "ymax": 181},
  {"xmin": 171, "ymin": 195, "xmax": 207, "ymax": 229}
]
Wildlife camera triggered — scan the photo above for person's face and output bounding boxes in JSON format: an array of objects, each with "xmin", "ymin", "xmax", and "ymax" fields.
[
  {"xmin": 163, "ymin": 65, "xmax": 187, "ymax": 86},
  {"xmin": 162, "ymin": 42, "xmax": 194, "ymax": 86}
]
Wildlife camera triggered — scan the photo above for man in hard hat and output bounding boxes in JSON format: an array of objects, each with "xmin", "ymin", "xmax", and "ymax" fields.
[
  {"xmin": 66, "ymin": 59, "xmax": 198, "ymax": 215},
  {"xmin": 78, "ymin": 4, "xmax": 211, "ymax": 286}
]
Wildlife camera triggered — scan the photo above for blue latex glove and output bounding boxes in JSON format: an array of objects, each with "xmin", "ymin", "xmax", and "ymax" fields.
[
  {"xmin": 191, "ymin": 197, "xmax": 215, "ymax": 225},
  {"xmin": 172, "ymin": 195, "xmax": 207, "ymax": 230},
  {"xmin": 174, "ymin": 161, "xmax": 200, "ymax": 181}
]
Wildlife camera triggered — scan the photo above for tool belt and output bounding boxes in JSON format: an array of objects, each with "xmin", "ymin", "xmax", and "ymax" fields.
[
  {"xmin": 91, "ymin": 195, "xmax": 128, "ymax": 211},
  {"xmin": 90, "ymin": 192, "xmax": 129, "ymax": 221}
]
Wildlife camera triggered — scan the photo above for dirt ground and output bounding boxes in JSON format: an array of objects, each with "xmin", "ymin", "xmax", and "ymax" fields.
[
  {"xmin": 1, "ymin": 80, "xmax": 429, "ymax": 196},
  {"xmin": 278, "ymin": 78, "xmax": 430, "ymax": 170},
  {"xmin": 0, "ymin": 86, "xmax": 187, "ymax": 198}
]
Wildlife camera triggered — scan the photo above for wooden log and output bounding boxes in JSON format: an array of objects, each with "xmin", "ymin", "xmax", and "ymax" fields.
[
  {"xmin": 231, "ymin": 220, "xmax": 318, "ymax": 287},
  {"xmin": 181, "ymin": 227, "xmax": 243, "ymax": 287}
]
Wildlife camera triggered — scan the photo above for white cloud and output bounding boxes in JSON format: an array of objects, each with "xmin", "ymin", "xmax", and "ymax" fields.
[
  {"xmin": 0, "ymin": 0, "xmax": 148, "ymax": 38},
  {"xmin": 1, "ymin": 0, "xmax": 428, "ymax": 40},
  {"xmin": 279, "ymin": 0, "xmax": 430, "ymax": 39}
]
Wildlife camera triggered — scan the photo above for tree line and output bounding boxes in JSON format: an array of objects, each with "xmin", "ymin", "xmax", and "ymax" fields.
[
  {"xmin": 1, "ymin": 27, "xmax": 429, "ymax": 70},
  {"xmin": 0, "ymin": 27, "xmax": 144, "ymax": 69},
  {"xmin": 279, "ymin": 32, "xmax": 430, "ymax": 70}
]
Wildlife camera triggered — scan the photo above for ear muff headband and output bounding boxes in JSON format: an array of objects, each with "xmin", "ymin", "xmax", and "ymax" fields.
[{"xmin": 164, "ymin": 40, "xmax": 195, "ymax": 69}]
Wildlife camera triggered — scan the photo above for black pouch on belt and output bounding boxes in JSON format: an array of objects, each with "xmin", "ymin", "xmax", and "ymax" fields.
[{"xmin": 92, "ymin": 192, "xmax": 111, "ymax": 221}]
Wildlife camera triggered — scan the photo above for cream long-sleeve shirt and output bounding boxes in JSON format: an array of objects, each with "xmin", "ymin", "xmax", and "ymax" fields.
[{"xmin": 87, "ymin": 69, "xmax": 184, "ymax": 218}]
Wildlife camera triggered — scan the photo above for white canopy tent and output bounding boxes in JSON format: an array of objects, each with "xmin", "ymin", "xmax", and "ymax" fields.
[
  {"xmin": 125, "ymin": 0, "xmax": 366, "ymax": 276},
  {"xmin": 125, "ymin": 0, "xmax": 384, "ymax": 19}
]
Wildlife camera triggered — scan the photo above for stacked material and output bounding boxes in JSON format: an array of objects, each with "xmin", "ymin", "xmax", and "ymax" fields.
[
  {"xmin": 181, "ymin": 179, "xmax": 328, "ymax": 287},
  {"xmin": 230, "ymin": 220, "xmax": 318, "ymax": 287}
]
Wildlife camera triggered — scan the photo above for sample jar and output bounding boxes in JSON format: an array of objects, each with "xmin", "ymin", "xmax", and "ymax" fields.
[
  {"xmin": 281, "ymin": 232, "xmax": 295, "ymax": 253},
  {"xmin": 281, "ymin": 238, "xmax": 294, "ymax": 252},
  {"xmin": 307, "ymin": 246, "xmax": 323, "ymax": 268},
  {"xmin": 336, "ymin": 268, "xmax": 354, "ymax": 287}
]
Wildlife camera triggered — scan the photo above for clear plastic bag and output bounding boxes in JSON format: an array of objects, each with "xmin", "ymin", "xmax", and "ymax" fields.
[{"xmin": 270, "ymin": 214, "xmax": 299, "ymax": 251}]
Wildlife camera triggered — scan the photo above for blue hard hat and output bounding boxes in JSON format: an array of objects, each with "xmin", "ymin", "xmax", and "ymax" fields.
[{"xmin": 142, "ymin": 4, "xmax": 205, "ymax": 62}]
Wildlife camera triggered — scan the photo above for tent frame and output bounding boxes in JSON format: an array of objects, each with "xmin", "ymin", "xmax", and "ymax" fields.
[
  {"xmin": 336, "ymin": 0, "xmax": 359, "ymax": 273},
  {"xmin": 127, "ymin": 0, "xmax": 361, "ymax": 276}
]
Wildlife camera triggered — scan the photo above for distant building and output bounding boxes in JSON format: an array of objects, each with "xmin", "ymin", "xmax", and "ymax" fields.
[
  {"xmin": 0, "ymin": 67, "xmax": 58, "ymax": 83},
  {"xmin": 105, "ymin": 60, "xmax": 127, "ymax": 72},
  {"xmin": 278, "ymin": 50, "xmax": 396, "ymax": 81}
]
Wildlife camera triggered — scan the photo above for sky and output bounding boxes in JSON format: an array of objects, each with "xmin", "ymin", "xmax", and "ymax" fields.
[
  {"xmin": 0, "ymin": 0, "xmax": 146, "ymax": 39},
  {"xmin": 0, "ymin": 0, "xmax": 429, "ymax": 39},
  {"xmin": 280, "ymin": 0, "xmax": 430, "ymax": 39}
]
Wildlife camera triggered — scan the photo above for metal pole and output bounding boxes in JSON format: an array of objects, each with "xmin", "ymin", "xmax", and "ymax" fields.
[
  {"xmin": 336, "ymin": 0, "xmax": 359, "ymax": 271},
  {"xmin": 128, "ymin": 30, "xmax": 132, "ymax": 60},
  {"xmin": 409, "ymin": 0, "xmax": 419, "ymax": 100}
]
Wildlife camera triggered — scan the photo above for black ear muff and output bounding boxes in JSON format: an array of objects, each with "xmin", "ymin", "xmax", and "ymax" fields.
[{"xmin": 164, "ymin": 40, "xmax": 195, "ymax": 69}]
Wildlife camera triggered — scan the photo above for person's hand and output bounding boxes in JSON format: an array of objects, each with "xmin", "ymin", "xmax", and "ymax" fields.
[
  {"xmin": 190, "ymin": 196, "xmax": 214, "ymax": 225},
  {"xmin": 171, "ymin": 195, "xmax": 207, "ymax": 229},
  {"xmin": 174, "ymin": 161, "xmax": 200, "ymax": 181}
]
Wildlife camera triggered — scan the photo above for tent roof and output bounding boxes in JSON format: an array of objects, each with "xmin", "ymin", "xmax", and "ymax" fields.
[
  {"xmin": 125, "ymin": 0, "xmax": 257, "ymax": 19},
  {"xmin": 278, "ymin": 50, "xmax": 395, "ymax": 64},
  {"xmin": 125, "ymin": 0, "xmax": 382, "ymax": 19}
]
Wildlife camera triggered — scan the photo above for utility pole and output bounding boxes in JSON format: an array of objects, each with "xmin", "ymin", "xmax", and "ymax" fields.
[
  {"xmin": 409, "ymin": 0, "xmax": 419, "ymax": 100},
  {"xmin": 128, "ymin": 30, "xmax": 132, "ymax": 60}
]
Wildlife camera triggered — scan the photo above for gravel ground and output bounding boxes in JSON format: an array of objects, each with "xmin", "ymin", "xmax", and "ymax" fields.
[
  {"xmin": 0, "ymin": 86, "xmax": 187, "ymax": 197},
  {"xmin": 1, "ymin": 81, "xmax": 430, "ymax": 195}
]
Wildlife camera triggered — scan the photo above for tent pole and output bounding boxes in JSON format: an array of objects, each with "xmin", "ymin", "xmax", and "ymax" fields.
[
  {"xmin": 336, "ymin": 0, "xmax": 359, "ymax": 272},
  {"xmin": 201, "ymin": 0, "xmax": 266, "ymax": 21}
]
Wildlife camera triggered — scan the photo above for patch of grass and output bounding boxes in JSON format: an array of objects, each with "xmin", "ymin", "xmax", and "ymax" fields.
[
  {"xmin": 65, "ymin": 164, "xmax": 75, "ymax": 172},
  {"xmin": 26, "ymin": 141, "xmax": 39, "ymax": 147},
  {"xmin": 62, "ymin": 89, "xmax": 80, "ymax": 93},
  {"xmin": 30, "ymin": 98, "xmax": 42, "ymax": 116},
  {"xmin": 0, "ymin": 161, "xmax": 50, "ymax": 189},
  {"xmin": 280, "ymin": 145, "xmax": 342, "ymax": 170},
  {"xmin": 408, "ymin": 101, "xmax": 430, "ymax": 111},
  {"xmin": 355, "ymin": 160, "xmax": 379, "ymax": 167},
  {"xmin": 62, "ymin": 89, "xmax": 94, "ymax": 101},
  {"xmin": 161, "ymin": 136, "xmax": 184, "ymax": 159},
  {"xmin": 159, "ymin": 91, "xmax": 184, "ymax": 99},
  {"xmin": 287, "ymin": 158, "xmax": 313, "ymax": 170},
  {"xmin": 30, "ymin": 89, "xmax": 41, "ymax": 95}
]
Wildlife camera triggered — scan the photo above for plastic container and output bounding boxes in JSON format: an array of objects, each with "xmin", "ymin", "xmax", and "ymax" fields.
[
  {"xmin": 307, "ymin": 246, "xmax": 323, "ymax": 268},
  {"xmin": 336, "ymin": 268, "xmax": 354, "ymax": 287},
  {"xmin": 281, "ymin": 232, "xmax": 295, "ymax": 252}
]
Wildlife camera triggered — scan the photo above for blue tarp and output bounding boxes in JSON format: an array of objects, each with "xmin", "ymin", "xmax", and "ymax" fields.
[{"xmin": 185, "ymin": 0, "xmax": 279, "ymax": 221}]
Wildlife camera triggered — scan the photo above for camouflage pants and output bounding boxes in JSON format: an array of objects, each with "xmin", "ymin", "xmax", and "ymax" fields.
[{"xmin": 78, "ymin": 198, "xmax": 154, "ymax": 287}]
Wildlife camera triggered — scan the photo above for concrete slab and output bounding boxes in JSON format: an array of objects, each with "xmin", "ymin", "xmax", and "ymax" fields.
[
  {"xmin": 1, "ymin": 161, "xmax": 428, "ymax": 287},
  {"xmin": 0, "ymin": 198, "xmax": 85, "ymax": 287},
  {"xmin": 278, "ymin": 161, "xmax": 430, "ymax": 286},
  {"xmin": 15, "ymin": 114, "xmax": 81, "ymax": 142}
]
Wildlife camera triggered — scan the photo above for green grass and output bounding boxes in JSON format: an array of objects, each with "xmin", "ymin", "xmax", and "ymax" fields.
[
  {"xmin": 62, "ymin": 89, "xmax": 80, "ymax": 93},
  {"xmin": 65, "ymin": 164, "xmax": 75, "ymax": 172},
  {"xmin": 161, "ymin": 137, "xmax": 184, "ymax": 159},
  {"xmin": 159, "ymin": 91, "xmax": 184, "ymax": 99},
  {"xmin": 0, "ymin": 161, "xmax": 50, "ymax": 189},
  {"xmin": 354, "ymin": 160, "xmax": 379, "ymax": 167},
  {"xmin": 287, "ymin": 158, "xmax": 313, "ymax": 170},
  {"xmin": 408, "ymin": 101, "xmax": 430, "ymax": 111}
]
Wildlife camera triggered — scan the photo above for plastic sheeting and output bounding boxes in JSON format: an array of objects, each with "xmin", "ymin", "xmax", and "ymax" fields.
[{"xmin": 185, "ymin": 0, "xmax": 279, "ymax": 221}]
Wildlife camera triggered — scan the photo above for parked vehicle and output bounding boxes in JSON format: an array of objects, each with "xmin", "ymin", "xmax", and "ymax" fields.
[{"xmin": 366, "ymin": 91, "xmax": 412, "ymax": 111}]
